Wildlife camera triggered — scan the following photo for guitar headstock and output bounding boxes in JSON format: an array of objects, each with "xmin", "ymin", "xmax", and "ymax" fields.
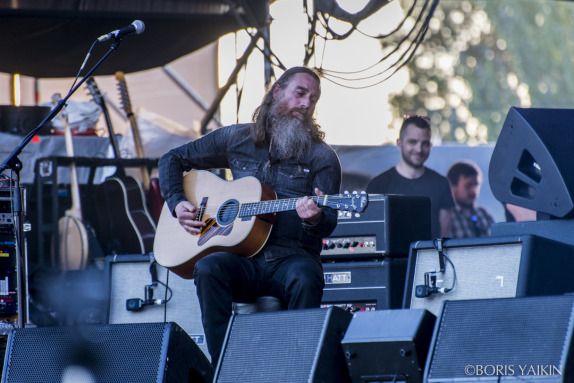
[
  {"xmin": 85, "ymin": 77, "xmax": 103, "ymax": 106},
  {"xmin": 322, "ymin": 192, "xmax": 368, "ymax": 213},
  {"xmin": 115, "ymin": 71, "xmax": 133, "ymax": 116}
]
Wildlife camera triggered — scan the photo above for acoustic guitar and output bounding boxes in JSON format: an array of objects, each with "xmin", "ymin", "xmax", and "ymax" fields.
[
  {"xmin": 56, "ymin": 106, "xmax": 89, "ymax": 270},
  {"xmin": 153, "ymin": 170, "xmax": 368, "ymax": 279},
  {"xmin": 86, "ymin": 77, "xmax": 156, "ymax": 255},
  {"xmin": 115, "ymin": 71, "xmax": 164, "ymax": 224}
]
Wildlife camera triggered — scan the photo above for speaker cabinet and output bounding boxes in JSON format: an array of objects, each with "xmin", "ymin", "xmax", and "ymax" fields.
[
  {"xmin": 214, "ymin": 307, "xmax": 352, "ymax": 383},
  {"xmin": 104, "ymin": 254, "xmax": 208, "ymax": 358},
  {"xmin": 342, "ymin": 309, "xmax": 436, "ymax": 383},
  {"xmin": 403, "ymin": 235, "xmax": 574, "ymax": 316},
  {"xmin": 322, "ymin": 259, "xmax": 407, "ymax": 311},
  {"xmin": 1, "ymin": 322, "xmax": 214, "ymax": 383},
  {"xmin": 489, "ymin": 107, "xmax": 574, "ymax": 217},
  {"xmin": 425, "ymin": 295, "xmax": 574, "ymax": 382}
]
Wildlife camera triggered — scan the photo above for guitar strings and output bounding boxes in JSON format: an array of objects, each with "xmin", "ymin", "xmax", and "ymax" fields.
[{"xmin": 192, "ymin": 195, "xmax": 337, "ymax": 218}]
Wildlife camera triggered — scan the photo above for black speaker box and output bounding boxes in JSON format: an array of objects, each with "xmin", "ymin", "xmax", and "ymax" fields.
[
  {"xmin": 403, "ymin": 235, "xmax": 574, "ymax": 316},
  {"xmin": 425, "ymin": 295, "xmax": 574, "ymax": 382},
  {"xmin": 489, "ymin": 107, "xmax": 574, "ymax": 217},
  {"xmin": 322, "ymin": 259, "xmax": 407, "ymax": 311},
  {"xmin": 1, "ymin": 322, "xmax": 214, "ymax": 383},
  {"xmin": 214, "ymin": 307, "xmax": 352, "ymax": 383},
  {"xmin": 104, "ymin": 254, "xmax": 208, "ymax": 358},
  {"xmin": 342, "ymin": 309, "xmax": 436, "ymax": 383}
]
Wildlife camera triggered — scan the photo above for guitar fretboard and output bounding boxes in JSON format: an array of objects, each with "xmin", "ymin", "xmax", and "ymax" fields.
[{"xmin": 239, "ymin": 196, "xmax": 326, "ymax": 217}]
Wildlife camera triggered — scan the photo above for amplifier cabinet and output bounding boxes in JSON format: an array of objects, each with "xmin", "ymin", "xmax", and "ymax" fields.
[
  {"xmin": 322, "ymin": 259, "xmax": 407, "ymax": 311},
  {"xmin": 104, "ymin": 254, "xmax": 209, "ymax": 359},
  {"xmin": 403, "ymin": 235, "xmax": 574, "ymax": 316},
  {"xmin": 323, "ymin": 194, "xmax": 430, "ymax": 261}
]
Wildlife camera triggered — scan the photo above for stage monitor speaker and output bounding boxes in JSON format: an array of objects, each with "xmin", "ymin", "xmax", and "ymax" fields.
[
  {"xmin": 403, "ymin": 235, "xmax": 574, "ymax": 316},
  {"xmin": 489, "ymin": 107, "xmax": 574, "ymax": 218},
  {"xmin": 104, "ymin": 254, "xmax": 208, "ymax": 358},
  {"xmin": 1, "ymin": 322, "xmax": 214, "ymax": 383},
  {"xmin": 341, "ymin": 309, "xmax": 436, "ymax": 383},
  {"xmin": 214, "ymin": 307, "xmax": 352, "ymax": 383},
  {"xmin": 425, "ymin": 295, "xmax": 574, "ymax": 382}
]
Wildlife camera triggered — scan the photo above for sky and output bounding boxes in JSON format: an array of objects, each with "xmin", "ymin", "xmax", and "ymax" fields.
[{"xmin": 218, "ymin": 0, "xmax": 409, "ymax": 146}]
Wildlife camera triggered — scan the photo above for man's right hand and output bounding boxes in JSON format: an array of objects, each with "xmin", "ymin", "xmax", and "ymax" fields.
[{"xmin": 175, "ymin": 201, "xmax": 206, "ymax": 235}]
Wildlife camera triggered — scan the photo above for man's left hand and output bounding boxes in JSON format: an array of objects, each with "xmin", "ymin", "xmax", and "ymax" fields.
[{"xmin": 297, "ymin": 188, "xmax": 324, "ymax": 225}]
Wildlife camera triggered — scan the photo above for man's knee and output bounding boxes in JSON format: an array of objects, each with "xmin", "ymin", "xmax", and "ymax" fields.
[
  {"xmin": 286, "ymin": 259, "xmax": 324, "ymax": 288},
  {"xmin": 194, "ymin": 253, "xmax": 228, "ymax": 281}
]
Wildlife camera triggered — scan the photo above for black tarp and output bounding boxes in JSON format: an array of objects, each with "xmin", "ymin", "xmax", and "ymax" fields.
[{"xmin": 0, "ymin": 0, "xmax": 266, "ymax": 77}]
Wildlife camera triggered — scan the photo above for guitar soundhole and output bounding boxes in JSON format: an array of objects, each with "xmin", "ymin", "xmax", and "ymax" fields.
[{"xmin": 218, "ymin": 199, "xmax": 239, "ymax": 225}]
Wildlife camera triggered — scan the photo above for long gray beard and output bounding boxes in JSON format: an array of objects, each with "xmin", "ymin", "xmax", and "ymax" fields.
[{"xmin": 268, "ymin": 114, "xmax": 313, "ymax": 161}]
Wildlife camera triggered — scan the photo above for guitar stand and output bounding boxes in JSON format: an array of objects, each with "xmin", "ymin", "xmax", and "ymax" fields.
[{"xmin": 0, "ymin": 35, "xmax": 131, "ymax": 328}]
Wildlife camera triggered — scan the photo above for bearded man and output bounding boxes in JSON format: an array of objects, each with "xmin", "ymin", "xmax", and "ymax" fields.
[
  {"xmin": 366, "ymin": 115, "xmax": 454, "ymax": 238},
  {"xmin": 158, "ymin": 67, "xmax": 341, "ymax": 366}
]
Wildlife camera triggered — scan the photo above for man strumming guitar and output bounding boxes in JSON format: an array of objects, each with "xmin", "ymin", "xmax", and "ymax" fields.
[{"xmin": 158, "ymin": 67, "xmax": 342, "ymax": 366}]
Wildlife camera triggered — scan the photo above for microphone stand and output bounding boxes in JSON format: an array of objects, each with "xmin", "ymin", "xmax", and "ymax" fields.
[{"xmin": 0, "ymin": 38, "xmax": 125, "ymax": 328}]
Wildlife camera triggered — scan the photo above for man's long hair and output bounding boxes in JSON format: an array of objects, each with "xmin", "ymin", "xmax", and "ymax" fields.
[{"xmin": 251, "ymin": 66, "xmax": 325, "ymax": 145}]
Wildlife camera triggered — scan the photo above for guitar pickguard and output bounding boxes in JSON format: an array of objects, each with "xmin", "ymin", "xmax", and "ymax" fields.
[{"xmin": 197, "ymin": 218, "xmax": 233, "ymax": 246}]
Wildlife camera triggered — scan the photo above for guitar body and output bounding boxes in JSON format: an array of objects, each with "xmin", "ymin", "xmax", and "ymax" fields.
[
  {"xmin": 52, "ymin": 99, "xmax": 91, "ymax": 270},
  {"xmin": 154, "ymin": 171, "xmax": 277, "ymax": 279},
  {"xmin": 86, "ymin": 77, "xmax": 156, "ymax": 255},
  {"xmin": 154, "ymin": 170, "xmax": 368, "ymax": 279},
  {"xmin": 95, "ymin": 176, "xmax": 156, "ymax": 255},
  {"xmin": 57, "ymin": 215, "xmax": 89, "ymax": 270},
  {"xmin": 147, "ymin": 177, "xmax": 164, "ymax": 224}
]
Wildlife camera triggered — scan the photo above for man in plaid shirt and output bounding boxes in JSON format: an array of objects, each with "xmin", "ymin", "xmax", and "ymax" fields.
[{"xmin": 447, "ymin": 160, "xmax": 495, "ymax": 238}]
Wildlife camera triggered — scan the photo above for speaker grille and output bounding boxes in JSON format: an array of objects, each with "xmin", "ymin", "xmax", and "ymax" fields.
[
  {"xmin": 106, "ymin": 255, "xmax": 208, "ymax": 358},
  {"xmin": 3, "ymin": 323, "xmax": 173, "ymax": 383},
  {"xmin": 427, "ymin": 296, "xmax": 574, "ymax": 382},
  {"xmin": 409, "ymin": 242, "xmax": 521, "ymax": 315},
  {"xmin": 216, "ymin": 307, "xmax": 352, "ymax": 383}
]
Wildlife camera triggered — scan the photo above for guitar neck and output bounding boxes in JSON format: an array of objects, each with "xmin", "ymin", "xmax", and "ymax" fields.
[
  {"xmin": 128, "ymin": 113, "xmax": 146, "ymax": 159},
  {"xmin": 62, "ymin": 113, "xmax": 82, "ymax": 219},
  {"xmin": 128, "ymin": 113, "xmax": 150, "ymax": 190},
  {"xmin": 86, "ymin": 77, "xmax": 122, "ymax": 161},
  {"xmin": 239, "ymin": 196, "xmax": 326, "ymax": 218},
  {"xmin": 115, "ymin": 71, "xmax": 150, "ymax": 190},
  {"xmin": 101, "ymin": 100, "xmax": 121, "ymax": 160}
]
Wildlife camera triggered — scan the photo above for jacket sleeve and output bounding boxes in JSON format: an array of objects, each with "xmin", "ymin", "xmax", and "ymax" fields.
[
  {"xmin": 158, "ymin": 127, "xmax": 232, "ymax": 216},
  {"xmin": 301, "ymin": 145, "xmax": 342, "ymax": 238}
]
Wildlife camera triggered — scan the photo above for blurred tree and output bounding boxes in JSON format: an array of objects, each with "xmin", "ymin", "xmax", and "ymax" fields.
[{"xmin": 388, "ymin": 0, "xmax": 574, "ymax": 144}]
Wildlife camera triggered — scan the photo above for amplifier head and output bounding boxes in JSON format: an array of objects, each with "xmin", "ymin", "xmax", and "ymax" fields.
[{"xmin": 324, "ymin": 194, "xmax": 430, "ymax": 259}]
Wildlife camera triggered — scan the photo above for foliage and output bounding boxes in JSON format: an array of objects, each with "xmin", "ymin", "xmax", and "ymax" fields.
[{"xmin": 388, "ymin": 0, "xmax": 574, "ymax": 143}]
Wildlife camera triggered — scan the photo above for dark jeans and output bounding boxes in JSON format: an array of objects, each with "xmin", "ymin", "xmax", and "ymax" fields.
[{"xmin": 193, "ymin": 251, "xmax": 325, "ymax": 365}]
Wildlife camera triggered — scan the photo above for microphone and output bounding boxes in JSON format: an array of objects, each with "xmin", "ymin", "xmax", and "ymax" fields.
[
  {"xmin": 125, "ymin": 281, "xmax": 164, "ymax": 311},
  {"xmin": 415, "ymin": 270, "xmax": 439, "ymax": 298},
  {"xmin": 149, "ymin": 254, "xmax": 158, "ymax": 284},
  {"xmin": 126, "ymin": 298, "xmax": 165, "ymax": 311},
  {"xmin": 98, "ymin": 20, "xmax": 145, "ymax": 42},
  {"xmin": 415, "ymin": 270, "xmax": 452, "ymax": 298}
]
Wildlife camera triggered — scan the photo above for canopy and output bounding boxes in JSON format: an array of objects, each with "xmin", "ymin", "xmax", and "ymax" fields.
[{"xmin": 0, "ymin": 0, "xmax": 266, "ymax": 77}]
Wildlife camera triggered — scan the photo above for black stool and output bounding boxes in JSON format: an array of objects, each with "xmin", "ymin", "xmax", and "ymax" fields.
[{"xmin": 232, "ymin": 296, "xmax": 285, "ymax": 315}]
